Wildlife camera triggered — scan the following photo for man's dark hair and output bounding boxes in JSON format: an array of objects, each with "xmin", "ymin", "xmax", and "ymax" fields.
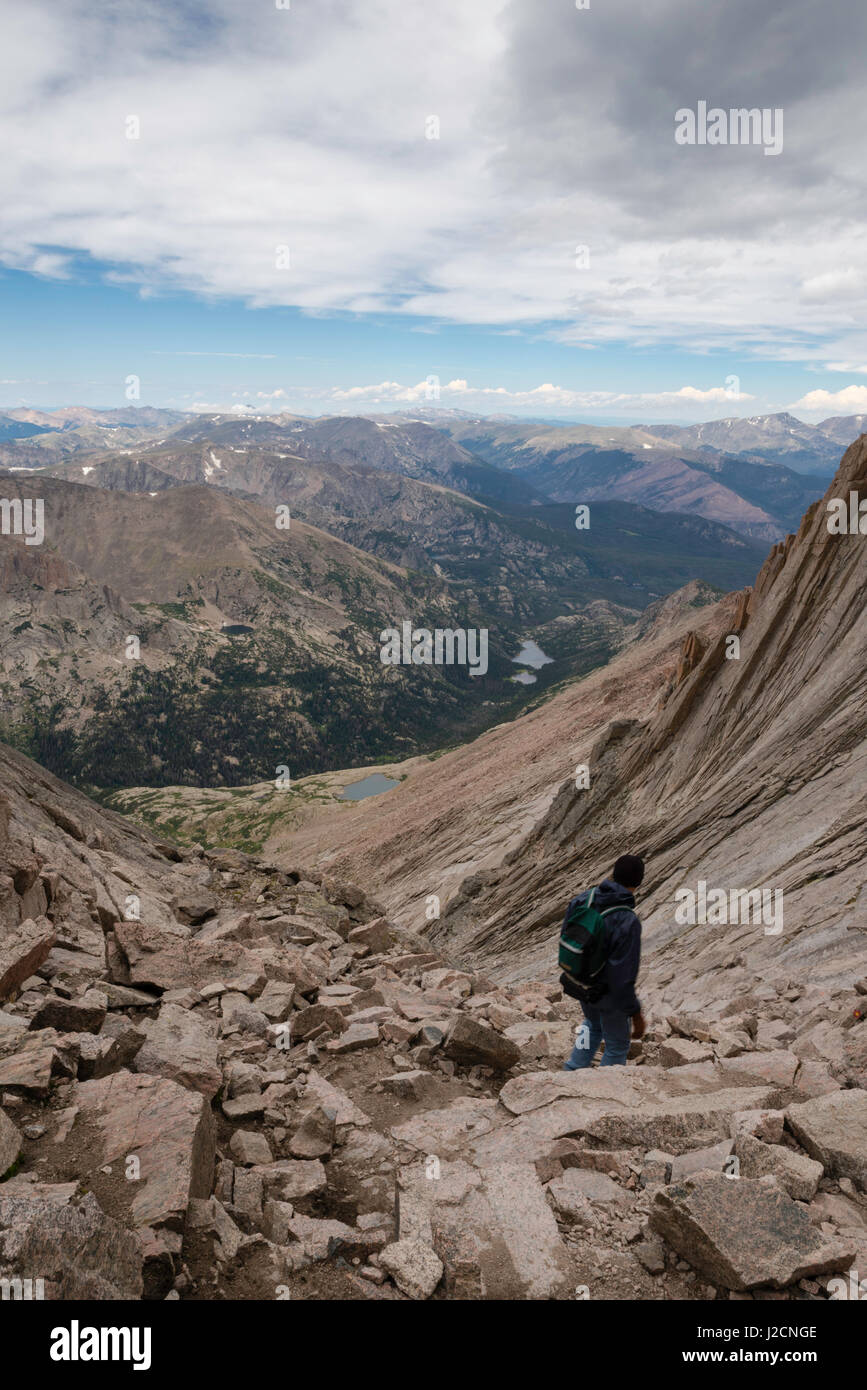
[{"xmin": 612, "ymin": 854, "xmax": 644, "ymax": 889}]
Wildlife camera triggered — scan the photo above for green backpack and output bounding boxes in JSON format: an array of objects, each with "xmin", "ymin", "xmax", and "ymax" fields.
[{"xmin": 558, "ymin": 887, "xmax": 618, "ymax": 990}]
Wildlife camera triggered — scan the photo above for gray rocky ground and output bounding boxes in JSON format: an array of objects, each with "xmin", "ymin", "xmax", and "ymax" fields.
[{"xmin": 1, "ymin": 778, "xmax": 865, "ymax": 1300}]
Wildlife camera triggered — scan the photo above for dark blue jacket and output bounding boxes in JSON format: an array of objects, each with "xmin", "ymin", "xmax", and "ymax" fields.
[{"xmin": 562, "ymin": 879, "xmax": 642, "ymax": 1015}]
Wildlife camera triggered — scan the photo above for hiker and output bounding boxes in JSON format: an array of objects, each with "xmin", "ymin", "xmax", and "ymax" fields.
[{"xmin": 560, "ymin": 854, "xmax": 646, "ymax": 1070}]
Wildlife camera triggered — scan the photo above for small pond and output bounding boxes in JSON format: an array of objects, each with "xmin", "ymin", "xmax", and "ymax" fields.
[
  {"xmin": 339, "ymin": 773, "xmax": 400, "ymax": 801},
  {"xmin": 512, "ymin": 639, "xmax": 554, "ymax": 670}
]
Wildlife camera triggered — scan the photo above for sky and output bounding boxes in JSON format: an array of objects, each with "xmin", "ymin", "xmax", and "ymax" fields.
[{"xmin": 1, "ymin": 0, "xmax": 866, "ymax": 423}]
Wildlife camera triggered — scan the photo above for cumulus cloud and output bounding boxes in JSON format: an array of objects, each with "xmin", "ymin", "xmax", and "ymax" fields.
[
  {"xmin": 327, "ymin": 379, "xmax": 753, "ymax": 412},
  {"xmin": 2, "ymin": 0, "xmax": 867, "ymax": 360},
  {"xmin": 791, "ymin": 385, "xmax": 867, "ymax": 411}
]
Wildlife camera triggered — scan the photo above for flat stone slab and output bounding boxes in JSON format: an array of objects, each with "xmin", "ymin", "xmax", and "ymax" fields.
[
  {"xmin": 286, "ymin": 1213, "xmax": 358, "ymax": 1261},
  {"xmin": 326, "ymin": 1022, "xmax": 380, "ymax": 1054},
  {"xmin": 583, "ymin": 1086, "xmax": 775, "ymax": 1152},
  {"xmin": 477, "ymin": 1162, "xmax": 573, "ymax": 1299},
  {"xmin": 222, "ymin": 1093, "xmax": 265, "ymax": 1121},
  {"xmin": 669, "ymin": 1139, "xmax": 734, "ymax": 1183},
  {"xmin": 491, "ymin": 1070, "xmax": 775, "ymax": 1158},
  {"xmin": 30, "ymin": 990, "xmax": 107, "ymax": 1035},
  {"xmin": 719, "ymin": 1051, "xmax": 799, "ymax": 1088},
  {"xmin": 113, "ymin": 921, "xmax": 266, "ymax": 993},
  {"xmin": 503, "ymin": 1020, "xmax": 575, "ymax": 1061},
  {"xmin": 442, "ymin": 1014, "xmax": 520, "ymax": 1071},
  {"xmin": 650, "ymin": 1173, "xmax": 856, "ymax": 1290},
  {"xmin": 379, "ymin": 1239, "xmax": 444, "ymax": 1299},
  {"xmin": 381, "ymin": 1070, "xmax": 438, "ymax": 1102},
  {"xmin": 546, "ymin": 1171, "xmax": 599, "ymax": 1223},
  {"xmin": 396, "ymin": 1156, "xmax": 572, "ymax": 1300},
  {"xmin": 391, "ymin": 1097, "xmax": 505, "ymax": 1158},
  {"xmin": 547, "ymin": 1167, "xmax": 631, "ymax": 1206},
  {"xmin": 0, "ymin": 1030, "xmax": 79, "ymax": 1095},
  {"xmin": 72, "ymin": 1071, "xmax": 215, "ymax": 1229},
  {"xmin": 498, "ymin": 1066, "xmax": 708, "ymax": 1117},
  {"xmin": 133, "ymin": 1003, "xmax": 221, "ymax": 1098},
  {"xmin": 100, "ymin": 982, "xmax": 161, "ymax": 1010},
  {"xmin": 462, "ymin": 1121, "xmax": 564, "ymax": 1168},
  {"xmin": 659, "ymin": 1038, "xmax": 715, "ymax": 1067},
  {"xmin": 253, "ymin": 1159, "xmax": 327, "ymax": 1203},
  {"xmin": 786, "ymin": 1089, "xmax": 867, "ymax": 1188},
  {"xmin": 0, "ymin": 1009, "xmax": 27, "ymax": 1035}
]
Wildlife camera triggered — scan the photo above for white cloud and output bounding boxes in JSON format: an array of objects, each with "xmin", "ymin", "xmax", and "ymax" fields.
[
  {"xmin": 801, "ymin": 270, "xmax": 866, "ymax": 303},
  {"xmin": 327, "ymin": 379, "xmax": 754, "ymax": 412},
  {"xmin": 664, "ymin": 386, "xmax": 753, "ymax": 403},
  {"xmin": 1, "ymin": 0, "xmax": 866, "ymax": 359},
  {"xmin": 188, "ymin": 400, "xmax": 256, "ymax": 414},
  {"xmin": 150, "ymin": 351, "xmax": 277, "ymax": 359},
  {"xmin": 791, "ymin": 385, "xmax": 867, "ymax": 411}
]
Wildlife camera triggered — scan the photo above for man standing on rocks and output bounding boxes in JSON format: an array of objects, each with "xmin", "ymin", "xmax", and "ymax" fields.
[{"xmin": 562, "ymin": 855, "xmax": 646, "ymax": 1070}]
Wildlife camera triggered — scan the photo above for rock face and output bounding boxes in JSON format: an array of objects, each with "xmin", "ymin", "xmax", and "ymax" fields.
[
  {"xmin": 418, "ymin": 437, "xmax": 867, "ymax": 1083},
  {"xmin": 650, "ymin": 1174, "xmax": 856, "ymax": 1290},
  {"xmin": 0, "ymin": 1191, "xmax": 143, "ymax": 1299},
  {"xmin": 443, "ymin": 1015, "xmax": 521, "ymax": 1072},
  {"xmin": 734, "ymin": 1134, "xmax": 823, "ymax": 1201},
  {"xmin": 0, "ymin": 1107, "xmax": 22, "ymax": 1176},
  {"xmin": 30, "ymin": 989, "xmax": 107, "ymax": 1034},
  {"xmin": 0, "ymin": 919, "xmax": 56, "ymax": 1001}
]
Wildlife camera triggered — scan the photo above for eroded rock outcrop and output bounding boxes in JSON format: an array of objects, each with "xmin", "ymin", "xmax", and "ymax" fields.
[{"xmin": 431, "ymin": 438, "xmax": 867, "ymax": 1089}]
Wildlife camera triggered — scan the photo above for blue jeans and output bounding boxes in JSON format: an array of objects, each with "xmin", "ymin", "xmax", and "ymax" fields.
[{"xmin": 563, "ymin": 1002, "xmax": 631, "ymax": 1069}]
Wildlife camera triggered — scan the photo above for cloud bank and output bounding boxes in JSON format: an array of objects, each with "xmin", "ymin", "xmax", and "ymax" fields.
[{"xmin": 2, "ymin": 0, "xmax": 867, "ymax": 363}]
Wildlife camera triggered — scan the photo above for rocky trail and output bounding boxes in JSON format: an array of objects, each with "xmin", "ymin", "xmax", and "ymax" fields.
[{"xmin": 1, "ymin": 793, "xmax": 866, "ymax": 1302}]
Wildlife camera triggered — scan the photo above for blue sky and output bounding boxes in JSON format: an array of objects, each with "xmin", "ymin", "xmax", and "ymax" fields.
[
  {"xmin": 2, "ymin": 266, "xmax": 861, "ymax": 425},
  {"xmin": 2, "ymin": 0, "xmax": 867, "ymax": 423}
]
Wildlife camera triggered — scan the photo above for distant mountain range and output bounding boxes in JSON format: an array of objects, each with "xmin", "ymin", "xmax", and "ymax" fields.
[
  {"xmin": 0, "ymin": 407, "xmax": 186, "ymax": 469},
  {"xmin": 0, "ymin": 402, "xmax": 858, "ymax": 795},
  {"xmin": 0, "ymin": 420, "xmax": 770, "ymax": 793},
  {"xmin": 425, "ymin": 414, "xmax": 839, "ymax": 540},
  {"xmin": 635, "ymin": 412, "xmax": 844, "ymax": 472},
  {"xmin": 41, "ymin": 434, "xmax": 768, "ymax": 621},
  {"xmin": 2, "ymin": 405, "xmax": 864, "ymax": 543}
]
